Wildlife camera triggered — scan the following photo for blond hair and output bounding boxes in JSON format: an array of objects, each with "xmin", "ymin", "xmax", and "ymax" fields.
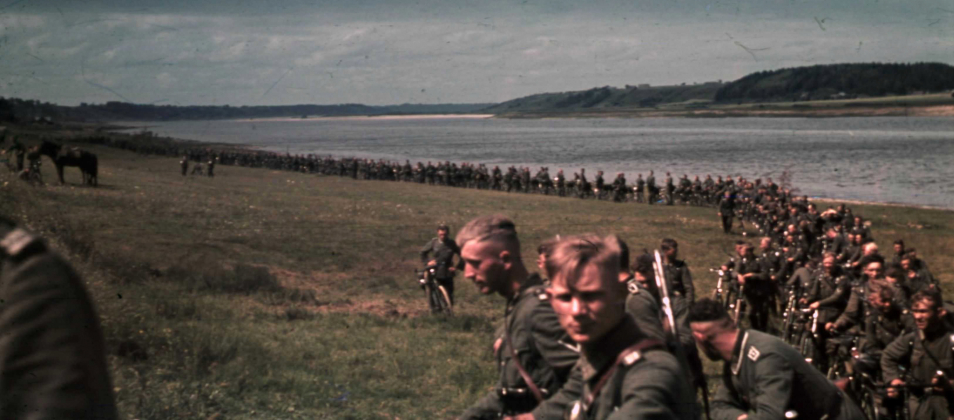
[{"xmin": 545, "ymin": 234, "xmax": 622, "ymax": 291}]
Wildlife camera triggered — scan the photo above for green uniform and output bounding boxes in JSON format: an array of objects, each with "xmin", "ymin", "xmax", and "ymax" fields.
[
  {"xmin": 624, "ymin": 277, "xmax": 667, "ymax": 344},
  {"xmin": 532, "ymin": 316, "xmax": 697, "ymax": 420},
  {"xmin": 0, "ymin": 221, "xmax": 118, "ymax": 420},
  {"xmin": 461, "ymin": 274, "xmax": 579, "ymax": 419},
  {"xmin": 713, "ymin": 330, "xmax": 864, "ymax": 420},
  {"xmin": 882, "ymin": 328, "xmax": 954, "ymax": 419}
]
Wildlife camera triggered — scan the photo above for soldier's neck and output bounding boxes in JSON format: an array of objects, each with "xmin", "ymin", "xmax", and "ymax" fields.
[{"xmin": 502, "ymin": 264, "xmax": 530, "ymax": 300}]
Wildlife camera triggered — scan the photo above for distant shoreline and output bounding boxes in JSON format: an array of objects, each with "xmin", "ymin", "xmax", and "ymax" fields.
[
  {"xmin": 228, "ymin": 114, "xmax": 495, "ymax": 123},
  {"xmin": 494, "ymin": 104, "xmax": 954, "ymax": 119}
]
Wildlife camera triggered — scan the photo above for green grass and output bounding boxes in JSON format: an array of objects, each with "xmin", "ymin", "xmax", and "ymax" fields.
[{"xmin": 1, "ymin": 126, "xmax": 952, "ymax": 419}]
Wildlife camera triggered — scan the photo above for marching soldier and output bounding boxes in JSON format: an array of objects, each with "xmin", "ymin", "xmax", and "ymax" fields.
[
  {"xmin": 665, "ymin": 172, "xmax": 675, "ymax": 206},
  {"xmin": 420, "ymin": 224, "xmax": 464, "ymax": 306},
  {"xmin": 457, "ymin": 215, "xmax": 579, "ymax": 419},
  {"xmin": 0, "ymin": 218, "xmax": 119, "ymax": 420},
  {"xmin": 207, "ymin": 155, "xmax": 216, "ymax": 178},
  {"xmin": 882, "ymin": 289, "xmax": 954, "ymax": 420},
  {"xmin": 689, "ymin": 298, "xmax": 865, "ymax": 420},
  {"xmin": 646, "ymin": 171, "xmax": 657, "ymax": 205},
  {"xmin": 522, "ymin": 234, "xmax": 697, "ymax": 420},
  {"xmin": 635, "ymin": 174, "xmax": 645, "ymax": 203}
]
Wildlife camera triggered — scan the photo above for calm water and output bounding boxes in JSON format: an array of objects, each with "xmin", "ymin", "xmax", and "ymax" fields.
[{"xmin": 121, "ymin": 116, "xmax": 954, "ymax": 209}]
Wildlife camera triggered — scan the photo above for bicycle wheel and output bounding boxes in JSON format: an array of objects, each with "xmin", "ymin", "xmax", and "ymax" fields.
[
  {"xmin": 860, "ymin": 387, "xmax": 880, "ymax": 420},
  {"xmin": 424, "ymin": 284, "xmax": 439, "ymax": 313},
  {"xmin": 436, "ymin": 285, "xmax": 453, "ymax": 316},
  {"xmin": 799, "ymin": 333, "xmax": 816, "ymax": 366}
]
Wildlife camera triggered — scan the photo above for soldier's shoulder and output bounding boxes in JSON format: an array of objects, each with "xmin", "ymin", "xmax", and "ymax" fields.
[
  {"xmin": 620, "ymin": 347, "xmax": 684, "ymax": 384},
  {"xmin": 0, "ymin": 221, "xmax": 46, "ymax": 261}
]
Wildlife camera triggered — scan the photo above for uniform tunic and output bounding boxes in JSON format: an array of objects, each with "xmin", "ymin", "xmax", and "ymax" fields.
[
  {"xmin": 461, "ymin": 274, "xmax": 579, "ymax": 419},
  {"xmin": 0, "ymin": 222, "xmax": 118, "ymax": 420},
  {"xmin": 532, "ymin": 316, "xmax": 697, "ymax": 420},
  {"xmin": 713, "ymin": 330, "xmax": 864, "ymax": 420},
  {"xmin": 882, "ymin": 328, "xmax": 954, "ymax": 419}
]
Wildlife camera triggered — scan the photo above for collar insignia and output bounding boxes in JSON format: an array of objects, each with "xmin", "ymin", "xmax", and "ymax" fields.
[
  {"xmin": 623, "ymin": 350, "xmax": 642, "ymax": 366},
  {"xmin": 747, "ymin": 347, "xmax": 760, "ymax": 362}
]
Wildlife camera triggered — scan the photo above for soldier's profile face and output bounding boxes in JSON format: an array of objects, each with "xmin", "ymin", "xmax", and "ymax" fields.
[
  {"xmin": 460, "ymin": 240, "xmax": 507, "ymax": 296},
  {"xmin": 548, "ymin": 263, "xmax": 624, "ymax": 344}
]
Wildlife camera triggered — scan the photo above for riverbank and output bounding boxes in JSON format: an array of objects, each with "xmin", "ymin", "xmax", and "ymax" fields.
[
  {"xmin": 1, "ymin": 125, "xmax": 952, "ymax": 418},
  {"xmin": 495, "ymin": 93, "xmax": 954, "ymax": 119}
]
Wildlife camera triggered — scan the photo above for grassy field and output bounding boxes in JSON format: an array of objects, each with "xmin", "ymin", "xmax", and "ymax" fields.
[{"xmin": 1, "ymin": 126, "xmax": 952, "ymax": 419}]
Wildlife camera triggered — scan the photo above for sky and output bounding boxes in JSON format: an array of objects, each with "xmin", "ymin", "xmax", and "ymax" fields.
[{"xmin": 0, "ymin": 0, "xmax": 951, "ymax": 106}]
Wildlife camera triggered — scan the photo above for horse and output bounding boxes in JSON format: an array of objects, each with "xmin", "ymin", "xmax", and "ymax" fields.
[{"xmin": 38, "ymin": 141, "xmax": 98, "ymax": 186}]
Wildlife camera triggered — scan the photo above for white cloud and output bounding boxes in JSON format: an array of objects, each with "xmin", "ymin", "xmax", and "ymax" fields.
[{"xmin": 0, "ymin": 3, "xmax": 948, "ymax": 106}]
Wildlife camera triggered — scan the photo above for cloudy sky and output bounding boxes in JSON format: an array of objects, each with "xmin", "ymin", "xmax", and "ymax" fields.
[{"xmin": 0, "ymin": 0, "xmax": 951, "ymax": 106}]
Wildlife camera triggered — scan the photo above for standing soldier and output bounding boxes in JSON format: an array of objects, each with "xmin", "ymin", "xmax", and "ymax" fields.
[
  {"xmin": 646, "ymin": 171, "xmax": 657, "ymax": 205},
  {"xmin": 718, "ymin": 190, "xmax": 735, "ymax": 234},
  {"xmin": 457, "ymin": 215, "xmax": 579, "ymax": 419},
  {"xmin": 611, "ymin": 173, "xmax": 626, "ymax": 202},
  {"xmin": 522, "ymin": 234, "xmax": 697, "ymax": 420},
  {"xmin": 635, "ymin": 173, "xmax": 645, "ymax": 203},
  {"xmin": 803, "ymin": 252, "xmax": 851, "ymax": 371},
  {"xmin": 577, "ymin": 168, "xmax": 589, "ymax": 199},
  {"xmin": 882, "ymin": 289, "xmax": 954, "ymax": 420},
  {"xmin": 689, "ymin": 298, "xmax": 865, "ymax": 420},
  {"xmin": 420, "ymin": 224, "xmax": 463, "ymax": 306},
  {"xmin": 0, "ymin": 218, "xmax": 119, "ymax": 419},
  {"xmin": 7, "ymin": 138, "xmax": 25, "ymax": 171},
  {"xmin": 556, "ymin": 170, "xmax": 566, "ymax": 197},
  {"xmin": 207, "ymin": 155, "xmax": 216, "ymax": 178},
  {"xmin": 594, "ymin": 170, "xmax": 605, "ymax": 200},
  {"xmin": 736, "ymin": 243, "xmax": 772, "ymax": 332},
  {"xmin": 665, "ymin": 172, "xmax": 675, "ymax": 206}
]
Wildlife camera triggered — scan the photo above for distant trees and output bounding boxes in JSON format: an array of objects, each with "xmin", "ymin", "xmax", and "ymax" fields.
[
  {"xmin": 0, "ymin": 99, "xmax": 491, "ymax": 123},
  {"xmin": 714, "ymin": 62, "xmax": 954, "ymax": 103}
]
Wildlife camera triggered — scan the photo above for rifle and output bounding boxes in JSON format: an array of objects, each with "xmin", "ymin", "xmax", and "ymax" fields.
[
  {"xmin": 654, "ymin": 250, "xmax": 711, "ymax": 420},
  {"xmin": 733, "ymin": 283, "xmax": 745, "ymax": 324}
]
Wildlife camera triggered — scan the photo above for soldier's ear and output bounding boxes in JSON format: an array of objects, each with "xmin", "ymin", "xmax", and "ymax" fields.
[{"xmin": 498, "ymin": 249, "xmax": 512, "ymax": 268}]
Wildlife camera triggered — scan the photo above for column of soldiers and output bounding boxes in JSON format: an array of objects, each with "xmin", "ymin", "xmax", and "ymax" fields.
[
  {"xmin": 449, "ymin": 208, "xmax": 947, "ymax": 419},
  {"xmin": 711, "ymin": 198, "xmax": 951, "ymax": 419},
  {"xmin": 51, "ymin": 133, "xmax": 790, "ymax": 215}
]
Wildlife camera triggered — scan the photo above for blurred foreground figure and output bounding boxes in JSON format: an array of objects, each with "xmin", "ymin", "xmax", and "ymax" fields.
[{"xmin": 0, "ymin": 218, "xmax": 118, "ymax": 420}]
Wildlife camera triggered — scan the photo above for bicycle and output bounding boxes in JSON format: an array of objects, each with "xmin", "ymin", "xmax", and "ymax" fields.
[
  {"xmin": 416, "ymin": 266, "xmax": 453, "ymax": 316},
  {"xmin": 18, "ymin": 159, "xmax": 43, "ymax": 186}
]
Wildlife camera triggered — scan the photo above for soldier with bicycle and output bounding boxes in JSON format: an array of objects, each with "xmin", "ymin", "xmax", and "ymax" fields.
[
  {"xmin": 420, "ymin": 224, "xmax": 463, "ymax": 307},
  {"xmin": 882, "ymin": 288, "xmax": 954, "ymax": 420}
]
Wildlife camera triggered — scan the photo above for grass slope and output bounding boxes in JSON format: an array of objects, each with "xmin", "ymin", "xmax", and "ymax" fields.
[{"xmin": 1, "ymin": 130, "xmax": 952, "ymax": 419}]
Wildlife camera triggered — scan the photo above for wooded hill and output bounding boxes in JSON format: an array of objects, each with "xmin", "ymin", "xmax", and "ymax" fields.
[
  {"xmin": 481, "ymin": 82, "xmax": 724, "ymax": 113},
  {"xmin": 485, "ymin": 62, "xmax": 954, "ymax": 114},
  {"xmin": 715, "ymin": 62, "xmax": 954, "ymax": 103}
]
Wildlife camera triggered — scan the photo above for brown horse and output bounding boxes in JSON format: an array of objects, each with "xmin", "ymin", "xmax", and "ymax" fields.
[{"xmin": 39, "ymin": 141, "xmax": 98, "ymax": 186}]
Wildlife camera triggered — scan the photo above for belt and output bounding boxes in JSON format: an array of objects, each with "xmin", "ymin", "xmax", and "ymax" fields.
[{"xmin": 497, "ymin": 387, "xmax": 549, "ymax": 398}]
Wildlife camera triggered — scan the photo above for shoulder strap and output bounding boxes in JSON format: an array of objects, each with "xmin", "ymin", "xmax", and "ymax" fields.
[
  {"xmin": 504, "ymin": 301, "xmax": 546, "ymax": 403},
  {"xmin": 583, "ymin": 339, "xmax": 664, "ymax": 408},
  {"xmin": 0, "ymin": 225, "xmax": 45, "ymax": 261}
]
